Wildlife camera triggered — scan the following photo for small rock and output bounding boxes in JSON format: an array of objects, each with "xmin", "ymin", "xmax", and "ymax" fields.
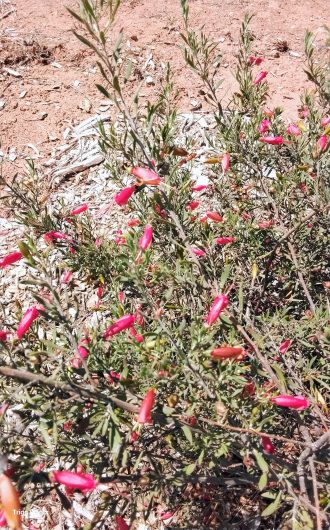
[
  {"xmin": 3, "ymin": 67, "xmax": 22, "ymax": 78},
  {"xmin": 145, "ymin": 75, "xmax": 155, "ymax": 86},
  {"xmin": 131, "ymin": 35, "xmax": 138, "ymax": 41},
  {"xmin": 0, "ymin": 100, "xmax": 5, "ymax": 110},
  {"xmin": 79, "ymin": 98, "xmax": 92, "ymax": 113},
  {"xmin": 50, "ymin": 61, "xmax": 62, "ymax": 69},
  {"xmin": 289, "ymin": 51, "xmax": 302, "ymax": 58},
  {"xmin": 190, "ymin": 99, "xmax": 202, "ymax": 111},
  {"xmin": 19, "ymin": 90, "xmax": 27, "ymax": 98}
]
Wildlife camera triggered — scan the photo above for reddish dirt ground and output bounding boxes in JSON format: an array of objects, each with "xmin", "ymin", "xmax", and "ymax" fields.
[{"xmin": 0, "ymin": 0, "xmax": 329, "ymax": 164}]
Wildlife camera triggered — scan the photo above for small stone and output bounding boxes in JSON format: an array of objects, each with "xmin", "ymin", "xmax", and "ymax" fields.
[
  {"xmin": 190, "ymin": 99, "xmax": 202, "ymax": 111},
  {"xmin": 145, "ymin": 75, "xmax": 155, "ymax": 86},
  {"xmin": 131, "ymin": 35, "xmax": 138, "ymax": 41}
]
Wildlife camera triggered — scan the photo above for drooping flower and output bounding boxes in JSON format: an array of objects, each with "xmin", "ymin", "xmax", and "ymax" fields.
[
  {"xmin": 204, "ymin": 211, "xmax": 223, "ymax": 223},
  {"xmin": 258, "ymin": 119, "xmax": 271, "ymax": 134},
  {"xmin": 50, "ymin": 470, "xmax": 97, "ymax": 491},
  {"xmin": 131, "ymin": 166, "xmax": 161, "ymax": 186},
  {"xmin": 103, "ymin": 314, "xmax": 135, "ymax": 339},
  {"xmin": 253, "ymin": 71, "xmax": 268, "ymax": 84},
  {"xmin": 279, "ymin": 339, "xmax": 292, "ymax": 355},
  {"xmin": 0, "ymin": 510, "xmax": 6, "ymax": 527},
  {"xmin": 286, "ymin": 123, "xmax": 301, "ymax": 137},
  {"xmin": 160, "ymin": 511, "xmax": 175, "ymax": 521},
  {"xmin": 127, "ymin": 218, "xmax": 140, "ymax": 227},
  {"xmin": 248, "ymin": 56, "xmax": 263, "ymax": 66},
  {"xmin": 317, "ymin": 135, "xmax": 328, "ymax": 153},
  {"xmin": 0, "ymin": 331, "xmax": 8, "ymax": 342},
  {"xmin": 70, "ymin": 204, "xmax": 88, "ymax": 216},
  {"xmin": 44, "ymin": 231, "xmax": 71, "ymax": 244},
  {"xmin": 270, "ymin": 395, "xmax": 309, "ymax": 410},
  {"xmin": 17, "ymin": 306, "xmax": 39, "ymax": 339},
  {"xmin": 211, "ymin": 346, "xmax": 244, "ymax": 360},
  {"xmin": 321, "ymin": 116, "xmax": 330, "ymax": 127},
  {"xmin": 215, "ymin": 237, "xmax": 236, "ymax": 245},
  {"xmin": 0, "ymin": 474, "xmax": 22, "ymax": 530},
  {"xmin": 137, "ymin": 389, "xmax": 156, "ymax": 424},
  {"xmin": 191, "ymin": 246, "xmax": 206, "ymax": 257},
  {"xmin": 116, "ymin": 515, "xmax": 130, "ymax": 530},
  {"xmin": 206, "ymin": 294, "xmax": 229, "ymax": 326},
  {"xmin": 130, "ymin": 327, "xmax": 144, "ymax": 343},
  {"xmin": 61, "ymin": 270, "xmax": 73, "ymax": 284},
  {"xmin": 138, "ymin": 224, "xmax": 153, "ymax": 251},
  {"xmin": 259, "ymin": 136, "xmax": 284, "ymax": 145},
  {"xmin": 114, "ymin": 230, "xmax": 126, "ymax": 246},
  {"xmin": 222, "ymin": 153, "xmax": 230, "ymax": 173},
  {"xmin": 115, "ymin": 186, "xmax": 135, "ymax": 206},
  {"xmin": 0, "ymin": 252, "xmax": 23, "ymax": 268},
  {"xmin": 186, "ymin": 201, "xmax": 200, "ymax": 211},
  {"xmin": 192, "ymin": 184, "xmax": 208, "ymax": 192},
  {"xmin": 261, "ymin": 435, "xmax": 275, "ymax": 454}
]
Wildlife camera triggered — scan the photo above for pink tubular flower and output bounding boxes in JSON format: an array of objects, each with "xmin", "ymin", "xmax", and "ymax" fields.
[
  {"xmin": 261, "ymin": 435, "xmax": 275, "ymax": 454},
  {"xmin": 138, "ymin": 224, "xmax": 153, "ymax": 251},
  {"xmin": 271, "ymin": 395, "xmax": 309, "ymax": 410},
  {"xmin": 215, "ymin": 237, "xmax": 236, "ymax": 245},
  {"xmin": 222, "ymin": 153, "xmax": 230, "ymax": 173},
  {"xmin": 44, "ymin": 231, "xmax": 71, "ymax": 243},
  {"xmin": 0, "ymin": 510, "xmax": 6, "ymax": 527},
  {"xmin": 321, "ymin": 116, "xmax": 330, "ymax": 127},
  {"xmin": 70, "ymin": 204, "xmax": 88, "ymax": 216},
  {"xmin": 191, "ymin": 246, "xmax": 206, "ymax": 257},
  {"xmin": 317, "ymin": 135, "xmax": 328, "ymax": 152},
  {"xmin": 115, "ymin": 186, "xmax": 135, "ymax": 206},
  {"xmin": 116, "ymin": 515, "xmax": 130, "ymax": 530},
  {"xmin": 131, "ymin": 166, "xmax": 161, "ymax": 186},
  {"xmin": 206, "ymin": 294, "xmax": 229, "ymax": 326},
  {"xmin": 103, "ymin": 314, "xmax": 135, "ymax": 339},
  {"xmin": 160, "ymin": 511, "xmax": 175, "ymax": 521},
  {"xmin": 137, "ymin": 389, "xmax": 156, "ymax": 424},
  {"xmin": 253, "ymin": 71, "xmax": 268, "ymax": 85},
  {"xmin": 286, "ymin": 123, "xmax": 301, "ymax": 137},
  {"xmin": 17, "ymin": 306, "xmax": 39, "ymax": 339},
  {"xmin": 192, "ymin": 184, "xmax": 208, "ymax": 192},
  {"xmin": 50, "ymin": 470, "xmax": 97, "ymax": 491},
  {"xmin": 96, "ymin": 284, "xmax": 104, "ymax": 299},
  {"xmin": 279, "ymin": 339, "xmax": 292, "ymax": 355},
  {"xmin": 248, "ymin": 56, "xmax": 263, "ymax": 66},
  {"xmin": 258, "ymin": 119, "xmax": 271, "ymax": 134},
  {"xmin": 130, "ymin": 327, "xmax": 144, "ymax": 343},
  {"xmin": 186, "ymin": 201, "xmax": 200, "ymax": 211},
  {"xmin": 258, "ymin": 219, "xmax": 274, "ymax": 229},
  {"xmin": 259, "ymin": 135, "xmax": 284, "ymax": 145},
  {"xmin": 0, "ymin": 251, "xmax": 22, "ymax": 268},
  {"xmin": 61, "ymin": 270, "xmax": 73, "ymax": 284}
]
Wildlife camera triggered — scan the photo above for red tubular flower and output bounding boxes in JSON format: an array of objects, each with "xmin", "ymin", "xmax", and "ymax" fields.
[
  {"xmin": 17, "ymin": 306, "xmax": 39, "ymax": 339},
  {"xmin": 258, "ymin": 119, "xmax": 271, "ymax": 134},
  {"xmin": 50, "ymin": 470, "xmax": 97, "ymax": 491},
  {"xmin": 261, "ymin": 435, "xmax": 275, "ymax": 454},
  {"xmin": 0, "ymin": 511, "xmax": 6, "ymax": 527},
  {"xmin": 160, "ymin": 511, "xmax": 175, "ymax": 521},
  {"xmin": 259, "ymin": 136, "xmax": 284, "ymax": 145},
  {"xmin": 286, "ymin": 124, "xmax": 301, "ymax": 137},
  {"xmin": 130, "ymin": 327, "xmax": 144, "ymax": 343},
  {"xmin": 137, "ymin": 389, "xmax": 156, "ymax": 424},
  {"xmin": 115, "ymin": 186, "xmax": 135, "ymax": 206},
  {"xmin": 248, "ymin": 56, "xmax": 263, "ymax": 65},
  {"xmin": 279, "ymin": 339, "xmax": 292, "ymax": 355},
  {"xmin": 0, "ymin": 474, "xmax": 22, "ymax": 530},
  {"xmin": 0, "ymin": 331, "xmax": 8, "ymax": 342},
  {"xmin": 191, "ymin": 246, "xmax": 206, "ymax": 257},
  {"xmin": 138, "ymin": 224, "xmax": 153, "ymax": 251},
  {"xmin": 192, "ymin": 184, "xmax": 208, "ymax": 191},
  {"xmin": 253, "ymin": 71, "xmax": 268, "ymax": 84},
  {"xmin": 103, "ymin": 314, "xmax": 135, "ymax": 339},
  {"xmin": 44, "ymin": 231, "xmax": 71, "ymax": 243},
  {"xmin": 205, "ymin": 211, "xmax": 223, "ymax": 222},
  {"xmin": 116, "ymin": 515, "xmax": 130, "ymax": 530},
  {"xmin": 127, "ymin": 218, "xmax": 140, "ymax": 227},
  {"xmin": 96, "ymin": 285, "xmax": 104, "ymax": 299},
  {"xmin": 321, "ymin": 116, "xmax": 330, "ymax": 127},
  {"xmin": 131, "ymin": 166, "xmax": 161, "ymax": 186},
  {"xmin": 70, "ymin": 204, "xmax": 88, "ymax": 216},
  {"xmin": 215, "ymin": 237, "xmax": 236, "ymax": 245},
  {"xmin": 317, "ymin": 135, "xmax": 328, "ymax": 152},
  {"xmin": 258, "ymin": 220, "xmax": 274, "ymax": 229},
  {"xmin": 186, "ymin": 201, "xmax": 200, "ymax": 211},
  {"xmin": 0, "ymin": 252, "xmax": 22, "ymax": 268},
  {"xmin": 206, "ymin": 294, "xmax": 229, "ymax": 326},
  {"xmin": 211, "ymin": 347, "xmax": 244, "ymax": 360},
  {"xmin": 271, "ymin": 395, "xmax": 309, "ymax": 410}
]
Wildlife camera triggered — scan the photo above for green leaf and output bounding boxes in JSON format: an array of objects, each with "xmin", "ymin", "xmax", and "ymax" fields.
[
  {"xmin": 184, "ymin": 462, "xmax": 197, "ymax": 475},
  {"xmin": 253, "ymin": 449, "xmax": 269, "ymax": 473},
  {"xmin": 96, "ymin": 84, "xmax": 111, "ymax": 99},
  {"xmin": 261, "ymin": 491, "xmax": 282, "ymax": 517},
  {"xmin": 258, "ymin": 472, "xmax": 268, "ymax": 490},
  {"xmin": 182, "ymin": 425, "xmax": 193, "ymax": 444}
]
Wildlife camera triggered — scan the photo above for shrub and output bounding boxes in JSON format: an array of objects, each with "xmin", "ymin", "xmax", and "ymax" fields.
[{"xmin": 0, "ymin": 1, "xmax": 329, "ymax": 529}]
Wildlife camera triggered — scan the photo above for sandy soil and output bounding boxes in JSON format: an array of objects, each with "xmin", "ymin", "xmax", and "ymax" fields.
[{"xmin": 0, "ymin": 0, "xmax": 329, "ymax": 163}]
